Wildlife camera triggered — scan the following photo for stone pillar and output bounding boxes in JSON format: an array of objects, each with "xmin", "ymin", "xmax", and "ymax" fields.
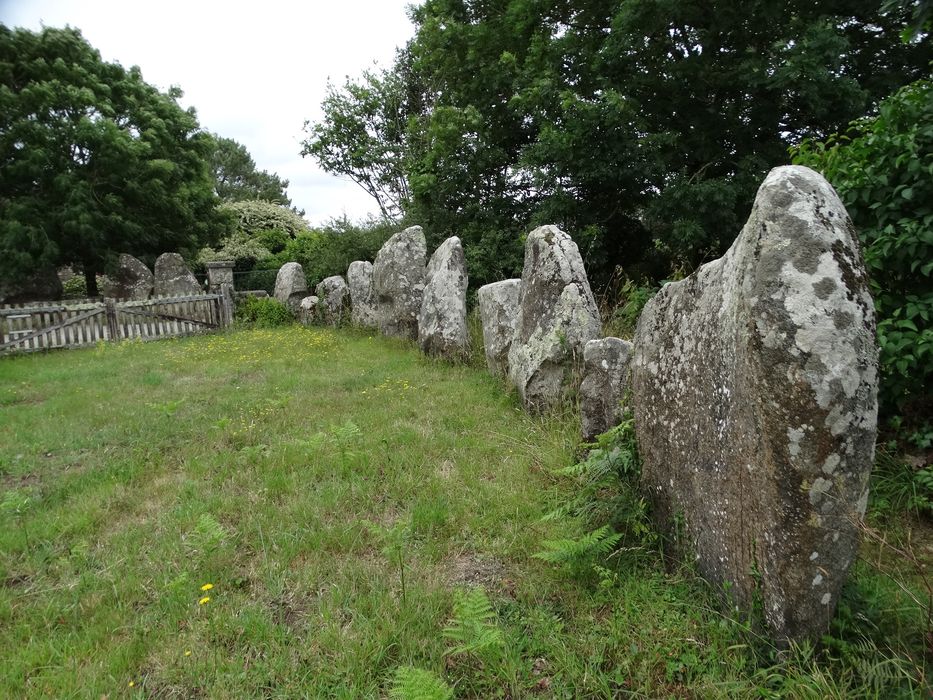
[{"xmin": 205, "ymin": 261, "xmax": 235, "ymax": 293}]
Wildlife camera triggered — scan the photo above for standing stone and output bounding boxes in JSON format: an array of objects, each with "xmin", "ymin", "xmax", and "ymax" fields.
[
  {"xmin": 104, "ymin": 254, "xmax": 153, "ymax": 300},
  {"xmin": 372, "ymin": 226, "xmax": 427, "ymax": 340},
  {"xmin": 507, "ymin": 225, "xmax": 601, "ymax": 411},
  {"xmin": 273, "ymin": 262, "xmax": 308, "ymax": 313},
  {"xmin": 347, "ymin": 261, "xmax": 378, "ymax": 327},
  {"xmin": 477, "ymin": 279, "xmax": 521, "ymax": 377},
  {"xmin": 580, "ymin": 337, "xmax": 633, "ymax": 441},
  {"xmin": 418, "ymin": 236, "xmax": 469, "ymax": 359},
  {"xmin": 632, "ymin": 165, "xmax": 878, "ymax": 643},
  {"xmin": 298, "ymin": 295, "xmax": 319, "ymax": 325},
  {"xmin": 316, "ymin": 275, "xmax": 350, "ymax": 326},
  {"xmin": 205, "ymin": 261, "xmax": 235, "ymax": 293},
  {"xmin": 154, "ymin": 253, "xmax": 201, "ymax": 297}
]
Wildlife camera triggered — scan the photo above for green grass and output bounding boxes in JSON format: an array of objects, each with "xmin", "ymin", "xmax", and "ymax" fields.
[{"xmin": 0, "ymin": 327, "xmax": 929, "ymax": 698}]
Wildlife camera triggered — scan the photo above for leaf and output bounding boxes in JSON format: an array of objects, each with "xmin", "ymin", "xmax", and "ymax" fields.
[
  {"xmin": 389, "ymin": 667, "xmax": 453, "ymax": 700},
  {"xmin": 442, "ymin": 587, "xmax": 504, "ymax": 659}
]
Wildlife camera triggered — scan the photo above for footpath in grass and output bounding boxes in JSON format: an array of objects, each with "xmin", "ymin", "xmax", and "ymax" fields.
[{"xmin": 0, "ymin": 326, "xmax": 928, "ymax": 698}]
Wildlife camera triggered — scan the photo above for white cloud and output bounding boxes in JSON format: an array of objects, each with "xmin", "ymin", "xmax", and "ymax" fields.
[{"xmin": 0, "ymin": 0, "xmax": 416, "ymax": 225}]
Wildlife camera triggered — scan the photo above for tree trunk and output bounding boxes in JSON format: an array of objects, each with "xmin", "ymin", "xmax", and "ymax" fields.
[{"xmin": 84, "ymin": 267, "xmax": 99, "ymax": 298}]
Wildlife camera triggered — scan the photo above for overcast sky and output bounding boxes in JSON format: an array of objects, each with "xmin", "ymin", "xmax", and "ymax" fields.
[{"xmin": 0, "ymin": 0, "xmax": 417, "ymax": 225}]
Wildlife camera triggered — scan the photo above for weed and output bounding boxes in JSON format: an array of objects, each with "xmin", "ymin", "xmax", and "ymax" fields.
[
  {"xmin": 389, "ymin": 666, "xmax": 453, "ymax": 700},
  {"xmin": 234, "ymin": 295, "xmax": 294, "ymax": 327},
  {"xmin": 541, "ymin": 412, "xmax": 658, "ymax": 575},
  {"xmin": 443, "ymin": 587, "xmax": 504, "ymax": 661},
  {"xmin": 364, "ymin": 519, "xmax": 412, "ymax": 604},
  {"xmin": 187, "ymin": 513, "xmax": 227, "ymax": 555},
  {"xmin": 533, "ymin": 525, "xmax": 622, "ymax": 576},
  {"xmin": 870, "ymin": 443, "xmax": 933, "ymax": 519}
]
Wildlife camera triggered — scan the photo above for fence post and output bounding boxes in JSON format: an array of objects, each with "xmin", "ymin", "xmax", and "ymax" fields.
[
  {"xmin": 104, "ymin": 298, "xmax": 119, "ymax": 341},
  {"xmin": 220, "ymin": 283, "xmax": 235, "ymax": 328}
]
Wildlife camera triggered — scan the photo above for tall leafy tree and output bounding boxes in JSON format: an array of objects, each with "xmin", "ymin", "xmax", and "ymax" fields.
[
  {"xmin": 793, "ymin": 78, "xmax": 933, "ymax": 420},
  {"xmin": 209, "ymin": 135, "xmax": 292, "ymax": 207},
  {"xmin": 304, "ymin": 0, "xmax": 930, "ymax": 288},
  {"xmin": 301, "ymin": 65, "xmax": 414, "ymax": 221},
  {"xmin": 578, "ymin": 0, "xmax": 932, "ymax": 270},
  {"xmin": 0, "ymin": 25, "xmax": 228, "ymax": 296}
]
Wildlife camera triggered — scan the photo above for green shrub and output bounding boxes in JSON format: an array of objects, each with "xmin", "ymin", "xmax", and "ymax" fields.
[
  {"xmin": 196, "ymin": 230, "xmax": 272, "ymax": 272},
  {"xmin": 61, "ymin": 275, "xmax": 87, "ymax": 299},
  {"xmin": 792, "ymin": 78, "xmax": 932, "ymax": 424},
  {"xmin": 234, "ymin": 296, "xmax": 293, "ymax": 328},
  {"xmin": 233, "ymin": 268, "xmax": 278, "ymax": 295},
  {"xmin": 263, "ymin": 215, "xmax": 398, "ymax": 289},
  {"xmin": 603, "ymin": 279, "xmax": 659, "ymax": 339},
  {"xmin": 538, "ymin": 412, "xmax": 658, "ymax": 577},
  {"xmin": 255, "ymin": 228, "xmax": 290, "ymax": 254}
]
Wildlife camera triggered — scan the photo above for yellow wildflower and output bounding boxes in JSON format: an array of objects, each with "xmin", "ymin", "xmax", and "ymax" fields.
[
  {"xmin": 200, "ymin": 583, "xmax": 214, "ymax": 591},
  {"xmin": 184, "ymin": 650, "xmax": 192, "ymax": 657},
  {"xmin": 198, "ymin": 596, "xmax": 211, "ymax": 605},
  {"xmin": 129, "ymin": 681, "xmax": 135, "ymax": 687}
]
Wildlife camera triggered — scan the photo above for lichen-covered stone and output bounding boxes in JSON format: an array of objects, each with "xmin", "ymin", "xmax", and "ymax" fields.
[
  {"xmin": 580, "ymin": 337, "xmax": 633, "ymax": 441},
  {"xmin": 477, "ymin": 279, "xmax": 521, "ymax": 377},
  {"xmin": 632, "ymin": 165, "xmax": 878, "ymax": 644},
  {"xmin": 418, "ymin": 236, "xmax": 469, "ymax": 359},
  {"xmin": 372, "ymin": 226, "xmax": 426, "ymax": 340},
  {"xmin": 507, "ymin": 226, "xmax": 601, "ymax": 411},
  {"xmin": 316, "ymin": 275, "xmax": 350, "ymax": 326},
  {"xmin": 298, "ymin": 295, "xmax": 318, "ymax": 325},
  {"xmin": 153, "ymin": 253, "xmax": 200, "ymax": 297},
  {"xmin": 347, "ymin": 261, "xmax": 378, "ymax": 327},
  {"xmin": 273, "ymin": 262, "xmax": 308, "ymax": 313},
  {"xmin": 104, "ymin": 254, "xmax": 153, "ymax": 300}
]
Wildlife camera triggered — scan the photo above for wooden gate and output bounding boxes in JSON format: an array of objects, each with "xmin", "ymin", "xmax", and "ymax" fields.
[{"xmin": 0, "ymin": 293, "xmax": 228, "ymax": 354}]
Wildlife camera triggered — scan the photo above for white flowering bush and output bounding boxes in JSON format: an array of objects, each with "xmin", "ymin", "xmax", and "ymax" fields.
[{"xmin": 219, "ymin": 200, "xmax": 310, "ymax": 239}]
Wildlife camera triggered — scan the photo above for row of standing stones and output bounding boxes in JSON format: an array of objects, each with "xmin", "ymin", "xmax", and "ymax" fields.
[
  {"xmin": 76, "ymin": 253, "xmax": 237, "ymax": 323},
  {"xmin": 64, "ymin": 251, "xmax": 236, "ymax": 302},
  {"xmin": 95, "ymin": 252, "xmax": 205, "ymax": 299},
  {"xmin": 272, "ymin": 166, "xmax": 878, "ymax": 645}
]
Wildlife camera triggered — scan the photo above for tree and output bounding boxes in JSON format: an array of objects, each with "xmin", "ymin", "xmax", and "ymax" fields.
[
  {"xmin": 209, "ymin": 134, "xmax": 293, "ymax": 207},
  {"xmin": 793, "ymin": 78, "xmax": 933, "ymax": 421},
  {"xmin": 304, "ymin": 0, "xmax": 930, "ymax": 288},
  {"xmin": 0, "ymin": 26, "xmax": 228, "ymax": 297},
  {"xmin": 301, "ymin": 64, "xmax": 414, "ymax": 221},
  {"xmin": 196, "ymin": 200, "xmax": 310, "ymax": 274}
]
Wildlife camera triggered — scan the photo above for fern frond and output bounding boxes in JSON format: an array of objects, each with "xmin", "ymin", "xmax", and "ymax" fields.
[
  {"xmin": 389, "ymin": 666, "xmax": 453, "ymax": 700},
  {"xmin": 442, "ymin": 587, "xmax": 504, "ymax": 658},
  {"xmin": 540, "ymin": 503, "xmax": 573, "ymax": 522},
  {"xmin": 533, "ymin": 525, "xmax": 622, "ymax": 565}
]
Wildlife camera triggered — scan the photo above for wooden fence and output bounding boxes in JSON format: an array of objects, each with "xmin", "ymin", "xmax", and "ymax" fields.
[{"xmin": 0, "ymin": 293, "xmax": 229, "ymax": 354}]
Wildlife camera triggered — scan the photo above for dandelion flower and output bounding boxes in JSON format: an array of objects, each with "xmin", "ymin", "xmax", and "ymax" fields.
[
  {"xmin": 198, "ymin": 595, "xmax": 211, "ymax": 605},
  {"xmin": 129, "ymin": 681, "xmax": 135, "ymax": 687},
  {"xmin": 184, "ymin": 650, "xmax": 192, "ymax": 657},
  {"xmin": 200, "ymin": 583, "xmax": 214, "ymax": 591}
]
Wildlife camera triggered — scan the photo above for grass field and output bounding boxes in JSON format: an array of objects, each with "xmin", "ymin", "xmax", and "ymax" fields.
[{"xmin": 0, "ymin": 326, "xmax": 929, "ymax": 698}]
